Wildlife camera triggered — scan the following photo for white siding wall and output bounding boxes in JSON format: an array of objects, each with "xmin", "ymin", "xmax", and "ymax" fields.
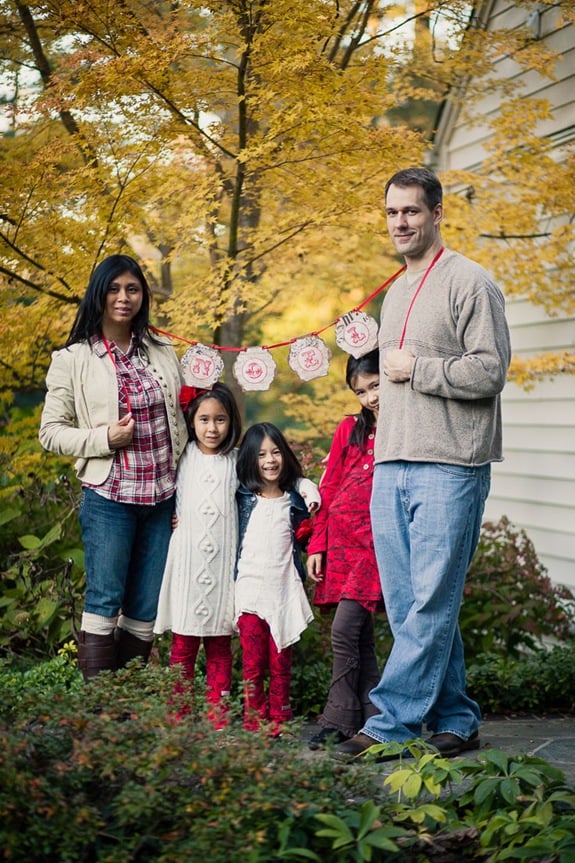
[
  {"xmin": 485, "ymin": 301, "xmax": 575, "ymax": 589},
  {"xmin": 432, "ymin": 1, "xmax": 575, "ymax": 589}
]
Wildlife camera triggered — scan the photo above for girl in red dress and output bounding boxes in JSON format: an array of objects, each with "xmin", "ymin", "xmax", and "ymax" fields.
[{"xmin": 307, "ymin": 349, "xmax": 384, "ymax": 749}]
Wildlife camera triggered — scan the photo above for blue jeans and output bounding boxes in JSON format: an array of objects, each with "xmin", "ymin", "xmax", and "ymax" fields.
[
  {"xmin": 79, "ymin": 488, "xmax": 175, "ymax": 622},
  {"xmin": 364, "ymin": 461, "xmax": 489, "ymax": 743}
]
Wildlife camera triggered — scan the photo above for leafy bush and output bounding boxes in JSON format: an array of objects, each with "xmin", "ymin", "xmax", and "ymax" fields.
[
  {"xmin": 0, "ymin": 471, "xmax": 85, "ymax": 659},
  {"xmin": 1, "ymin": 663, "xmax": 574, "ymax": 863},
  {"xmin": 0, "ymin": 642, "xmax": 83, "ymax": 702},
  {"xmin": 0, "ymin": 664, "xmax": 382, "ymax": 863},
  {"xmin": 462, "ymin": 516, "xmax": 575, "ymax": 660},
  {"xmin": 467, "ymin": 646, "xmax": 575, "ymax": 714}
]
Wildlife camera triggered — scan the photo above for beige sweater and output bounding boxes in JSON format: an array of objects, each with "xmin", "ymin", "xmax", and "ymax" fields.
[{"xmin": 376, "ymin": 249, "xmax": 511, "ymax": 467}]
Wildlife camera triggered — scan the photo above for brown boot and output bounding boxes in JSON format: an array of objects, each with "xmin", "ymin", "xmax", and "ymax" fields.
[
  {"xmin": 77, "ymin": 631, "xmax": 117, "ymax": 681},
  {"xmin": 116, "ymin": 627, "xmax": 153, "ymax": 669}
]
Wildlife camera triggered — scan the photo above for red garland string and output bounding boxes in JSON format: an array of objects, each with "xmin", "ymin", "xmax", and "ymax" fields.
[
  {"xmin": 398, "ymin": 248, "xmax": 444, "ymax": 350},
  {"xmin": 150, "ymin": 264, "xmax": 407, "ymax": 351}
]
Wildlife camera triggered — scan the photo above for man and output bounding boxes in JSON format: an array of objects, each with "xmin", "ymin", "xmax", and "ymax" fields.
[{"xmin": 335, "ymin": 167, "xmax": 511, "ymax": 761}]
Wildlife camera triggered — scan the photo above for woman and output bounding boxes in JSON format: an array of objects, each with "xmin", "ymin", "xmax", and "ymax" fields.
[{"xmin": 39, "ymin": 255, "xmax": 188, "ymax": 680}]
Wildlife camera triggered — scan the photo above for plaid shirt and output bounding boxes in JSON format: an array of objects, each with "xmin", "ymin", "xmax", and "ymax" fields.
[{"xmin": 86, "ymin": 337, "xmax": 176, "ymax": 505}]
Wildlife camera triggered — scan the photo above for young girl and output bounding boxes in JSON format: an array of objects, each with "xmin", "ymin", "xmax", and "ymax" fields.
[
  {"xmin": 234, "ymin": 422, "xmax": 315, "ymax": 735},
  {"xmin": 154, "ymin": 383, "xmax": 242, "ymax": 727},
  {"xmin": 306, "ymin": 349, "xmax": 385, "ymax": 749}
]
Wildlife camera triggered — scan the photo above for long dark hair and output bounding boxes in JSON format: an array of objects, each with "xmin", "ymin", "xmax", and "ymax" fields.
[
  {"xmin": 65, "ymin": 255, "xmax": 155, "ymax": 350},
  {"xmin": 237, "ymin": 422, "xmax": 303, "ymax": 494},
  {"xmin": 186, "ymin": 383, "xmax": 242, "ymax": 455},
  {"xmin": 345, "ymin": 349, "xmax": 379, "ymax": 447}
]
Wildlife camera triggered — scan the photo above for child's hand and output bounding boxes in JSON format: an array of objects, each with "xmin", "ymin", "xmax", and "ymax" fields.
[
  {"xmin": 297, "ymin": 477, "xmax": 321, "ymax": 512},
  {"xmin": 307, "ymin": 553, "xmax": 324, "ymax": 583},
  {"xmin": 171, "ymin": 513, "xmax": 179, "ymax": 530}
]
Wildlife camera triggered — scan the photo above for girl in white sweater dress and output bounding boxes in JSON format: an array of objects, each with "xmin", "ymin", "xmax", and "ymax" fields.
[{"xmin": 155, "ymin": 383, "xmax": 242, "ymax": 726}]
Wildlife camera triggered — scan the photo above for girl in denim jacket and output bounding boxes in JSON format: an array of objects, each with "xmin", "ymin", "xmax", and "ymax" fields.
[{"xmin": 234, "ymin": 422, "xmax": 317, "ymax": 735}]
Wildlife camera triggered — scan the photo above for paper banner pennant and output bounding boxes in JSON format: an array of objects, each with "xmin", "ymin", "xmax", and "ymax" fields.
[
  {"xmin": 335, "ymin": 310, "xmax": 379, "ymax": 358},
  {"xmin": 288, "ymin": 335, "xmax": 332, "ymax": 382},
  {"xmin": 233, "ymin": 347, "xmax": 277, "ymax": 391},
  {"xmin": 180, "ymin": 343, "xmax": 224, "ymax": 387}
]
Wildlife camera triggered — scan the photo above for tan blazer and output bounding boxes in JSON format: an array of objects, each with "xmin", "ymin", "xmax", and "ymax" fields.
[{"xmin": 39, "ymin": 336, "xmax": 188, "ymax": 485}]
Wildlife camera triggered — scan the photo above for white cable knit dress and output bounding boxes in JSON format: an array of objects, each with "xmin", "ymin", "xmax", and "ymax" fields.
[{"xmin": 155, "ymin": 443, "xmax": 238, "ymax": 636}]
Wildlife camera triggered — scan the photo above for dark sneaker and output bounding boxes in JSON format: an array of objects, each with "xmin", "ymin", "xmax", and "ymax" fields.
[
  {"xmin": 308, "ymin": 727, "xmax": 350, "ymax": 751},
  {"xmin": 426, "ymin": 731, "xmax": 480, "ymax": 757}
]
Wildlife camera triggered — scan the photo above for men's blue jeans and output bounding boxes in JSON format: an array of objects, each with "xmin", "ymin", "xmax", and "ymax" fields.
[
  {"xmin": 364, "ymin": 461, "xmax": 490, "ymax": 743},
  {"xmin": 79, "ymin": 488, "xmax": 175, "ymax": 622}
]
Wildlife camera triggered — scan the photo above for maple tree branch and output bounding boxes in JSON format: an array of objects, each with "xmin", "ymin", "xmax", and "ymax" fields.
[
  {"xmin": 15, "ymin": 1, "xmax": 99, "ymax": 168},
  {"xmin": 248, "ymin": 286, "xmax": 282, "ymax": 323},
  {"xmin": 138, "ymin": 79, "xmax": 238, "ymax": 161},
  {"xmin": 91, "ymin": 149, "xmax": 152, "ymax": 264},
  {"xmin": 233, "ymin": 219, "xmax": 315, "ymax": 273},
  {"xmin": 0, "ymin": 263, "xmax": 79, "ymax": 304},
  {"xmin": 340, "ymin": 0, "xmax": 377, "ymax": 70},
  {"xmin": 480, "ymin": 232, "xmax": 552, "ymax": 240},
  {"xmin": 59, "ymin": 0, "xmax": 238, "ymax": 162},
  {"xmin": 339, "ymin": 6, "xmax": 426, "ymax": 52},
  {"xmin": 326, "ymin": 0, "xmax": 363, "ymax": 63}
]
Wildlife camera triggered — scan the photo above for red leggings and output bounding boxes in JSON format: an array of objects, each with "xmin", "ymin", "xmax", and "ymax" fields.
[
  {"xmin": 237, "ymin": 613, "xmax": 293, "ymax": 732},
  {"xmin": 170, "ymin": 633, "xmax": 232, "ymax": 726}
]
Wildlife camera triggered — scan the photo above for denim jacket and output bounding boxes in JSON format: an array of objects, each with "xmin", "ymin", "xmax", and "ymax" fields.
[{"xmin": 235, "ymin": 486, "xmax": 310, "ymax": 582}]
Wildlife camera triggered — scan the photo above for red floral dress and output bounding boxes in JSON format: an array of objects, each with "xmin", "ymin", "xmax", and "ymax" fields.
[{"xmin": 308, "ymin": 415, "xmax": 384, "ymax": 613}]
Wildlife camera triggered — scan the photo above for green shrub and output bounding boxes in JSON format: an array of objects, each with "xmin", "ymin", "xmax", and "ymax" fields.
[
  {"xmin": 462, "ymin": 516, "xmax": 575, "ymax": 660},
  {"xmin": 1, "ymin": 664, "xmax": 574, "ymax": 863},
  {"xmin": 0, "ymin": 472, "xmax": 84, "ymax": 659},
  {"xmin": 467, "ymin": 646, "xmax": 575, "ymax": 714},
  {"xmin": 0, "ymin": 664, "xmax": 382, "ymax": 863},
  {"xmin": 0, "ymin": 641, "xmax": 83, "ymax": 703}
]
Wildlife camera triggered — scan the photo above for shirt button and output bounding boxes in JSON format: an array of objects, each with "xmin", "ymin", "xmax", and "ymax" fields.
[
  {"xmin": 368, "ymin": 449, "xmax": 373, "ymax": 455},
  {"xmin": 363, "ymin": 463, "xmax": 369, "ymax": 470}
]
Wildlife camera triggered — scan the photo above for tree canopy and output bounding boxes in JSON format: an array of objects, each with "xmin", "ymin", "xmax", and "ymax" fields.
[{"xmin": 1, "ymin": 0, "xmax": 573, "ymax": 434}]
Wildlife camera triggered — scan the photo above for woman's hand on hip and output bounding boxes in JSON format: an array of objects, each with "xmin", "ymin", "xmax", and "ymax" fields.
[{"xmin": 107, "ymin": 413, "xmax": 135, "ymax": 449}]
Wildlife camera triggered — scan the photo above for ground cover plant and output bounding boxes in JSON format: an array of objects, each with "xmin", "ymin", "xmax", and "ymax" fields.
[{"xmin": 1, "ymin": 660, "xmax": 575, "ymax": 863}]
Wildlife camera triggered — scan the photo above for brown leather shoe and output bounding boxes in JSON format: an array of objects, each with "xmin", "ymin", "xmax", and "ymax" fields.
[
  {"xmin": 333, "ymin": 732, "xmax": 402, "ymax": 763},
  {"xmin": 426, "ymin": 731, "xmax": 480, "ymax": 757}
]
